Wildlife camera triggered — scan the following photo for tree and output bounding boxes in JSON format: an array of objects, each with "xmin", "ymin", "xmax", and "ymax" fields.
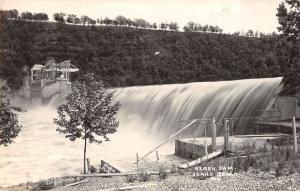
[
  {"xmin": 246, "ymin": 29, "xmax": 254, "ymax": 37},
  {"xmin": 89, "ymin": 18, "xmax": 96, "ymax": 25},
  {"xmin": 203, "ymin": 24, "xmax": 209, "ymax": 32},
  {"xmin": 80, "ymin": 15, "xmax": 90, "ymax": 25},
  {"xmin": 195, "ymin": 23, "xmax": 203, "ymax": 32},
  {"xmin": 276, "ymin": 0, "xmax": 300, "ymax": 96},
  {"xmin": 160, "ymin": 22, "xmax": 167, "ymax": 30},
  {"xmin": 53, "ymin": 12, "xmax": 66, "ymax": 23},
  {"xmin": 54, "ymin": 73, "xmax": 120, "ymax": 174},
  {"xmin": 103, "ymin": 17, "xmax": 113, "ymax": 25},
  {"xmin": 74, "ymin": 17, "xmax": 81, "ymax": 24},
  {"xmin": 152, "ymin": 22, "xmax": 157, "ymax": 29},
  {"xmin": 115, "ymin": 15, "xmax": 127, "ymax": 26},
  {"xmin": 0, "ymin": 9, "xmax": 19, "ymax": 19},
  {"xmin": 96, "ymin": 18, "xmax": 101, "ymax": 25},
  {"xmin": 33, "ymin": 13, "xmax": 48, "ymax": 21},
  {"xmin": 21, "ymin": 11, "xmax": 33, "ymax": 20},
  {"xmin": 66, "ymin": 14, "xmax": 78, "ymax": 24},
  {"xmin": 183, "ymin": 21, "xmax": 196, "ymax": 32},
  {"xmin": 0, "ymin": 80, "xmax": 21, "ymax": 146},
  {"xmin": 214, "ymin": 26, "xmax": 223, "ymax": 33},
  {"xmin": 9, "ymin": 9, "xmax": 18, "ymax": 19},
  {"xmin": 169, "ymin": 22, "xmax": 179, "ymax": 31},
  {"xmin": 134, "ymin": 18, "xmax": 150, "ymax": 28}
]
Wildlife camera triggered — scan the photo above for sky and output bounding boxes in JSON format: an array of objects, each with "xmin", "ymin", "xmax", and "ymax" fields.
[{"xmin": 0, "ymin": 0, "xmax": 282, "ymax": 33}]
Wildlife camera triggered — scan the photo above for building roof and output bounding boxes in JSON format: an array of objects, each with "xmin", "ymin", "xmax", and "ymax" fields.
[{"xmin": 32, "ymin": 64, "xmax": 45, "ymax": 70}]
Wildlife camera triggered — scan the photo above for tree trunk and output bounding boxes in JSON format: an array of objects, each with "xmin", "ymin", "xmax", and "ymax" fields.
[{"xmin": 83, "ymin": 136, "xmax": 87, "ymax": 174}]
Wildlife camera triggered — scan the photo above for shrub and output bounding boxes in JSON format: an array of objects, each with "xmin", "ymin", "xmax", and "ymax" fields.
[
  {"xmin": 34, "ymin": 180, "xmax": 55, "ymax": 190},
  {"xmin": 258, "ymin": 143, "xmax": 269, "ymax": 153},
  {"xmin": 233, "ymin": 154, "xmax": 243, "ymax": 173},
  {"xmin": 254, "ymin": 157, "xmax": 271, "ymax": 172},
  {"xmin": 158, "ymin": 165, "xmax": 168, "ymax": 180},
  {"xmin": 292, "ymin": 159, "xmax": 300, "ymax": 173},
  {"xmin": 138, "ymin": 169, "xmax": 150, "ymax": 182},
  {"xmin": 126, "ymin": 174, "xmax": 137, "ymax": 183},
  {"xmin": 170, "ymin": 164, "xmax": 178, "ymax": 174}
]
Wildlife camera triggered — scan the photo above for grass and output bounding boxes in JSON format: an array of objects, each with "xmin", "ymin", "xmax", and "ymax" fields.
[{"xmin": 231, "ymin": 140, "xmax": 300, "ymax": 177}]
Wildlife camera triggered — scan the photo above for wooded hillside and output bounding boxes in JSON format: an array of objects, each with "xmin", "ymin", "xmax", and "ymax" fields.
[{"xmin": 0, "ymin": 19, "xmax": 292, "ymax": 89}]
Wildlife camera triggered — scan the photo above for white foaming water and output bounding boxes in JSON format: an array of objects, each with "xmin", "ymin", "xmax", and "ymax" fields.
[
  {"xmin": 115, "ymin": 77, "xmax": 282, "ymax": 137},
  {"xmin": 0, "ymin": 78, "xmax": 282, "ymax": 186}
]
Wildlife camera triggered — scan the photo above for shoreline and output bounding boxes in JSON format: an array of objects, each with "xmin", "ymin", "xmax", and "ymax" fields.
[{"xmin": 2, "ymin": 152, "xmax": 300, "ymax": 191}]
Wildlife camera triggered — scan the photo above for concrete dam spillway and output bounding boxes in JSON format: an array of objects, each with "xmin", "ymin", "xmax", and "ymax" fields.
[
  {"xmin": 114, "ymin": 77, "xmax": 283, "ymax": 137},
  {"xmin": 0, "ymin": 77, "xmax": 283, "ymax": 187}
]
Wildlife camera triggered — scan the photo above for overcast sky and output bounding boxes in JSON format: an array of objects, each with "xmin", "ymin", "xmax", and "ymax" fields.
[{"xmin": 0, "ymin": 0, "xmax": 282, "ymax": 33}]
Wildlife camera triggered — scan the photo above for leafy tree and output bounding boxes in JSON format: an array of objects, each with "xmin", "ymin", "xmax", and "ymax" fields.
[
  {"xmin": 53, "ymin": 12, "xmax": 66, "ymax": 23},
  {"xmin": 134, "ymin": 18, "xmax": 150, "ymax": 28},
  {"xmin": 208, "ymin": 25, "xmax": 216, "ymax": 32},
  {"xmin": 214, "ymin": 26, "xmax": 223, "ymax": 33},
  {"xmin": 80, "ymin": 15, "xmax": 90, "ymax": 25},
  {"xmin": 152, "ymin": 22, "xmax": 157, "ymax": 29},
  {"xmin": 0, "ymin": 80, "xmax": 21, "ymax": 146},
  {"xmin": 233, "ymin": 31, "xmax": 240, "ymax": 36},
  {"xmin": 21, "ymin": 11, "xmax": 33, "ymax": 20},
  {"xmin": 194, "ymin": 23, "xmax": 203, "ymax": 32},
  {"xmin": 203, "ymin": 24, "xmax": 209, "ymax": 32},
  {"xmin": 183, "ymin": 21, "xmax": 196, "ymax": 32},
  {"xmin": 89, "ymin": 18, "xmax": 96, "ymax": 25},
  {"xmin": 0, "ymin": 9, "xmax": 18, "ymax": 19},
  {"xmin": 66, "ymin": 14, "xmax": 78, "ymax": 24},
  {"xmin": 9, "ymin": 9, "xmax": 18, "ymax": 19},
  {"xmin": 74, "ymin": 17, "xmax": 81, "ymax": 24},
  {"xmin": 160, "ymin": 22, "xmax": 167, "ymax": 30},
  {"xmin": 96, "ymin": 18, "xmax": 101, "ymax": 25},
  {"xmin": 32, "ymin": 13, "xmax": 48, "ymax": 21},
  {"xmin": 103, "ymin": 17, "xmax": 113, "ymax": 25},
  {"xmin": 169, "ymin": 22, "xmax": 179, "ymax": 31},
  {"xmin": 54, "ymin": 73, "xmax": 120, "ymax": 174},
  {"xmin": 276, "ymin": 0, "xmax": 300, "ymax": 96},
  {"xmin": 246, "ymin": 29, "xmax": 254, "ymax": 37},
  {"xmin": 126, "ymin": 18, "xmax": 134, "ymax": 27},
  {"xmin": 115, "ymin": 15, "xmax": 127, "ymax": 26}
]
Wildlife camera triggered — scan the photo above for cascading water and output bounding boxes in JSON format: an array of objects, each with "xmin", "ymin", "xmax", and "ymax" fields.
[
  {"xmin": 114, "ymin": 77, "xmax": 282, "ymax": 137},
  {"xmin": 0, "ymin": 77, "xmax": 282, "ymax": 187}
]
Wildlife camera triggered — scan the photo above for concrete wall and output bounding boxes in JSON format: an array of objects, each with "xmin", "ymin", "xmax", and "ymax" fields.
[
  {"xmin": 273, "ymin": 97, "xmax": 299, "ymax": 120},
  {"xmin": 175, "ymin": 140, "xmax": 208, "ymax": 159}
]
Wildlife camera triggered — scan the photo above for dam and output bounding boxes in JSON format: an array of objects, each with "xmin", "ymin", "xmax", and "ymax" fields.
[{"xmin": 1, "ymin": 76, "xmax": 299, "ymax": 186}]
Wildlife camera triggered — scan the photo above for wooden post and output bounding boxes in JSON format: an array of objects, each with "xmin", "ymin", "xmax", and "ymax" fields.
[
  {"xmin": 204, "ymin": 141, "xmax": 208, "ymax": 156},
  {"xmin": 231, "ymin": 119, "xmax": 234, "ymax": 136},
  {"xmin": 293, "ymin": 116, "xmax": 298, "ymax": 153},
  {"xmin": 211, "ymin": 117, "xmax": 217, "ymax": 151},
  {"xmin": 224, "ymin": 119, "xmax": 229, "ymax": 156},
  {"xmin": 86, "ymin": 158, "xmax": 91, "ymax": 174},
  {"xmin": 136, "ymin": 153, "xmax": 139, "ymax": 169},
  {"xmin": 193, "ymin": 123, "xmax": 196, "ymax": 142},
  {"xmin": 156, "ymin": 150, "xmax": 159, "ymax": 163},
  {"xmin": 204, "ymin": 123, "xmax": 207, "ymax": 137}
]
